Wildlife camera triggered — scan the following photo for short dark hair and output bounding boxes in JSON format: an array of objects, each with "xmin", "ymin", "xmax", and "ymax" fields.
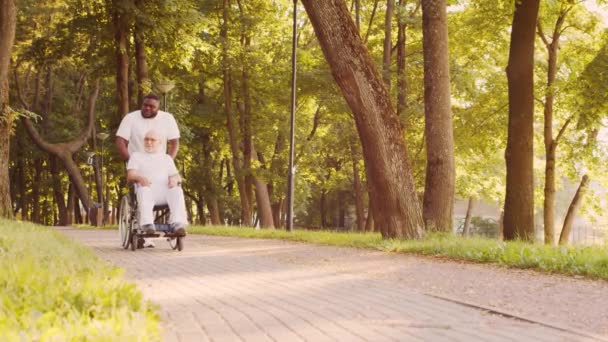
[{"xmin": 143, "ymin": 93, "xmax": 160, "ymax": 101}]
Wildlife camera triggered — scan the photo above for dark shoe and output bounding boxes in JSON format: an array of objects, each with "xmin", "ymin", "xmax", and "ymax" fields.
[
  {"xmin": 171, "ymin": 223, "xmax": 187, "ymax": 236},
  {"xmin": 142, "ymin": 224, "xmax": 156, "ymax": 234}
]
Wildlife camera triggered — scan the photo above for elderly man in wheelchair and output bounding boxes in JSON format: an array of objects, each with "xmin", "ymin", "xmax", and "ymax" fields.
[{"xmin": 119, "ymin": 129, "xmax": 188, "ymax": 251}]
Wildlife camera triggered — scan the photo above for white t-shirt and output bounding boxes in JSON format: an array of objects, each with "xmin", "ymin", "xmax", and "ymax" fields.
[
  {"xmin": 127, "ymin": 152, "xmax": 179, "ymax": 190},
  {"xmin": 116, "ymin": 110, "xmax": 180, "ymax": 156}
]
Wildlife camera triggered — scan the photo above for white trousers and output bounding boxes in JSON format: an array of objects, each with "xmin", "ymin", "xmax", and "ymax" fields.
[{"xmin": 136, "ymin": 185, "xmax": 188, "ymax": 226}]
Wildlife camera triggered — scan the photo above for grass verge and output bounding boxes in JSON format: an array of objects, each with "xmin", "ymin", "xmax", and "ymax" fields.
[
  {"xmin": 189, "ymin": 225, "xmax": 608, "ymax": 280},
  {"xmin": 0, "ymin": 219, "xmax": 159, "ymax": 341}
]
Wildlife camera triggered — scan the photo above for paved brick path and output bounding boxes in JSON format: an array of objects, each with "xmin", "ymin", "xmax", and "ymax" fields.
[{"xmin": 57, "ymin": 227, "xmax": 603, "ymax": 342}]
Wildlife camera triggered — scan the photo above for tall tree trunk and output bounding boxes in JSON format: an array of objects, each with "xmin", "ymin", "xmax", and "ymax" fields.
[
  {"xmin": 134, "ymin": 0, "xmax": 150, "ymax": 107},
  {"xmin": 302, "ymin": 0, "xmax": 424, "ymax": 239},
  {"xmin": 110, "ymin": 0, "xmax": 130, "ymax": 119},
  {"xmin": 462, "ymin": 197, "xmax": 475, "ymax": 236},
  {"xmin": 382, "ymin": 0, "xmax": 394, "ymax": 89},
  {"xmin": 0, "ymin": 0, "xmax": 17, "ymax": 218},
  {"xmin": 421, "ymin": 0, "xmax": 454, "ymax": 233},
  {"xmin": 222, "ymin": 0, "xmax": 251, "ymax": 226},
  {"xmin": 538, "ymin": 9, "xmax": 571, "ymax": 245},
  {"xmin": 503, "ymin": 0, "xmax": 539, "ymax": 241},
  {"xmin": 559, "ymin": 175, "xmax": 589, "ymax": 245}
]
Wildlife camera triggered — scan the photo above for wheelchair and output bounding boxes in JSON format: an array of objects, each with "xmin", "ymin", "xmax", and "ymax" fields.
[{"xmin": 118, "ymin": 188, "xmax": 185, "ymax": 251}]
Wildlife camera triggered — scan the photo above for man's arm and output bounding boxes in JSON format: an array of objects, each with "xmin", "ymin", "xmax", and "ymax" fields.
[
  {"xmin": 167, "ymin": 138, "xmax": 179, "ymax": 159},
  {"xmin": 127, "ymin": 169, "xmax": 151, "ymax": 187},
  {"xmin": 116, "ymin": 137, "xmax": 130, "ymax": 161}
]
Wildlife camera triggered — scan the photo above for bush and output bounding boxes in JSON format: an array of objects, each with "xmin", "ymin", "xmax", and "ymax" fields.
[{"xmin": 0, "ymin": 219, "xmax": 159, "ymax": 341}]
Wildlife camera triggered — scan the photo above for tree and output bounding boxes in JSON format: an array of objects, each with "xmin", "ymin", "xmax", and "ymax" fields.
[
  {"xmin": 503, "ymin": 0, "xmax": 540, "ymax": 241},
  {"xmin": 421, "ymin": 0, "xmax": 454, "ymax": 232},
  {"xmin": 0, "ymin": 0, "xmax": 17, "ymax": 218},
  {"xmin": 301, "ymin": 0, "xmax": 424, "ymax": 239}
]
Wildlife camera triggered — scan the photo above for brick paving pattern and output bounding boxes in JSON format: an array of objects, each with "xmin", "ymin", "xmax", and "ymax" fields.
[{"xmin": 56, "ymin": 227, "xmax": 603, "ymax": 342}]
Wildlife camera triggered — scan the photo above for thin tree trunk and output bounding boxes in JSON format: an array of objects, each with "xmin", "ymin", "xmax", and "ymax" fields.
[
  {"xmin": 503, "ymin": 0, "xmax": 540, "ymax": 241},
  {"xmin": 31, "ymin": 159, "xmax": 42, "ymax": 223},
  {"xmin": 0, "ymin": 0, "xmax": 17, "ymax": 218},
  {"xmin": 351, "ymin": 141, "xmax": 365, "ymax": 231},
  {"xmin": 66, "ymin": 180, "xmax": 75, "ymax": 225},
  {"xmin": 383, "ymin": 0, "xmax": 394, "ymax": 89},
  {"xmin": 365, "ymin": 197, "xmax": 374, "ymax": 232},
  {"xmin": 559, "ymin": 175, "xmax": 589, "ymax": 245},
  {"xmin": 320, "ymin": 191, "xmax": 327, "ymax": 228},
  {"xmin": 222, "ymin": 0, "xmax": 251, "ymax": 226},
  {"xmin": 538, "ymin": 9, "xmax": 571, "ymax": 245},
  {"xmin": 396, "ymin": 3, "xmax": 407, "ymax": 118},
  {"xmin": 355, "ymin": 0, "xmax": 361, "ymax": 31},
  {"xmin": 462, "ymin": 197, "xmax": 475, "ymax": 236},
  {"xmin": 50, "ymin": 156, "xmax": 68, "ymax": 226},
  {"xmin": 109, "ymin": 0, "xmax": 130, "ymax": 119},
  {"xmin": 301, "ymin": 0, "xmax": 424, "ymax": 239},
  {"xmin": 421, "ymin": 0, "xmax": 454, "ymax": 233},
  {"xmin": 364, "ymin": 0, "xmax": 380, "ymax": 44}
]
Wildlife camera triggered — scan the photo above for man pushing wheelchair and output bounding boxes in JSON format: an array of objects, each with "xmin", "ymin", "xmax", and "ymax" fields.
[{"xmin": 115, "ymin": 94, "xmax": 187, "ymax": 249}]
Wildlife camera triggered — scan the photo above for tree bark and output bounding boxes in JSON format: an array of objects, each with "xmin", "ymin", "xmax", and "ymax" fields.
[
  {"xmin": 0, "ymin": 0, "xmax": 17, "ymax": 218},
  {"xmin": 301, "ymin": 0, "xmax": 424, "ymax": 239},
  {"xmin": 421, "ymin": 0, "xmax": 454, "ymax": 233},
  {"xmin": 559, "ymin": 175, "xmax": 589, "ymax": 245},
  {"xmin": 503, "ymin": 0, "xmax": 540, "ymax": 241},
  {"xmin": 462, "ymin": 197, "xmax": 475, "ymax": 236}
]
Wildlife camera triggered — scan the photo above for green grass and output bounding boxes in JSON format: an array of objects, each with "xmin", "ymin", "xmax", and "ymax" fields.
[
  {"xmin": 188, "ymin": 225, "xmax": 608, "ymax": 280},
  {"xmin": 0, "ymin": 219, "xmax": 159, "ymax": 341}
]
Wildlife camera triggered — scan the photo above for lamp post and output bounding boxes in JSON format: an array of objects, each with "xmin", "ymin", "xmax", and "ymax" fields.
[
  {"xmin": 156, "ymin": 80, "xmax": 175, "ymax": 112},
  {"xmin": 96, "ymin": 132, "xmax": 110, "ymax": 224},
  {"xmin": 286, "ymin": 0, "xmax": 298, "ymax": 232}
]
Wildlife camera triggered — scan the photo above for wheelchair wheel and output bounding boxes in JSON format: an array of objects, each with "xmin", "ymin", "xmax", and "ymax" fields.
[{"xmin": 119, "ymin": 195, "xmax": 132, "ymax": 249}]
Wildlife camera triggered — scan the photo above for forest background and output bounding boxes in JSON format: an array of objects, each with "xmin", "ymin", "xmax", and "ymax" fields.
[{"xmin": 1, "ymin": 0, "xmax": 608, "ymax": 245}]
